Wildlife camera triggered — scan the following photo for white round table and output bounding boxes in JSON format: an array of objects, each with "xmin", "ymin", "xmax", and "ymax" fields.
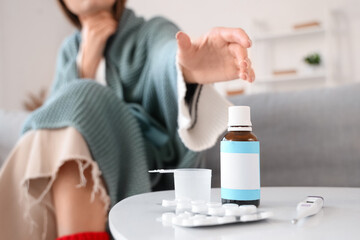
[{"xmin": 109, "ymin": 187, "xmax": 360, "ymax": 240}]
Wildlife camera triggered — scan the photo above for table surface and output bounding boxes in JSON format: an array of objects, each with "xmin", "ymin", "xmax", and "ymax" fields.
[{"xmin": 109, "ymin": 187, "xmax": 360, "ymax": 240}]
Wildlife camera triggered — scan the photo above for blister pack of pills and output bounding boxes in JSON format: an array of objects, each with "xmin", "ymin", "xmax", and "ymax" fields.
[{"xmin": 160, "ymin": 199, "xmax": 273, "ymax": 227}]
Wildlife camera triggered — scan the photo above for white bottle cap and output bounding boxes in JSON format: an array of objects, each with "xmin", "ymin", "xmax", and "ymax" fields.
[{"xmin": 228, "ymin": 106, "xmax": 252, "ymax": 127}]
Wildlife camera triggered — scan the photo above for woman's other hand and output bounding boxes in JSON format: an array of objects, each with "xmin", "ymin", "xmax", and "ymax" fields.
[
  {"xmin": 79, "ymin": 11, "xmax": 117, "ymax": 79},
  {"xmin": 176, "ymin": 28, "xmax": 255, "ymax": 84}
]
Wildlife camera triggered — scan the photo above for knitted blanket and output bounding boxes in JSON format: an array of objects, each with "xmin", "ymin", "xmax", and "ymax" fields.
[{"xmin": 22, "ymin": 9, "xmax": 200, "ymax": 206}]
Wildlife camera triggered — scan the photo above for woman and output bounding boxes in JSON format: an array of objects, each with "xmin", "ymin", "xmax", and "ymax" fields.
[{"xmin": 0, "ymin": 0, "xmax": 255, "ymax": 239}]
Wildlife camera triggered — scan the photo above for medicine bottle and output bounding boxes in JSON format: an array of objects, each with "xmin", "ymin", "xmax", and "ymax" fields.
[{"xmin": 220, "ymin": 106, "xmax": 260, "ymax": 207}]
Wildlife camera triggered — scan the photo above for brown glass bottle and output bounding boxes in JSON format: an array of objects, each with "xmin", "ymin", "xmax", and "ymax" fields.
[
  {"xmin": 221, "ymin": 129, "xmax": 260, "ymax": 207},
  {"xmin": 221, "ymin": 106, "xmax": 260, "ymax": 207}
]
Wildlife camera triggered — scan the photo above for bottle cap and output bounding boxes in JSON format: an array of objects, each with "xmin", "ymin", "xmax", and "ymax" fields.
[{"xmin": 228, "ymin": 106, "xmax": 252, "ymax": 127}]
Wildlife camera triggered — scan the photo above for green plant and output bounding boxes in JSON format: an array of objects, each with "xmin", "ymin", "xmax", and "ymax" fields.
[{"xmin": 304, "ymin": 53, "xmax": 321, "ymax": 65}]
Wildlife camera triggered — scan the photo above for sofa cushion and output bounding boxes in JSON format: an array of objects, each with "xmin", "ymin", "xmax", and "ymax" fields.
[{"xmin": 205, "ymin": 83, "xmax": 360, "ymax": 187}]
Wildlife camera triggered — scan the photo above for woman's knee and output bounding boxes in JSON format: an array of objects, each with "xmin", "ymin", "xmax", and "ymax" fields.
[{"xmin": 52, "ymin": 160, "xmax": 108, "ymax": 237}]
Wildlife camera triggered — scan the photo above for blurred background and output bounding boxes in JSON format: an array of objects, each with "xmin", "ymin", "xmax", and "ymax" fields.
[
  {"xmin": 0, "ymin": 0, "xmax": 359, "ymax": 110},
  {"xmin": 1, "ymin": 0, "xmax": 359, "ymax": 187}
]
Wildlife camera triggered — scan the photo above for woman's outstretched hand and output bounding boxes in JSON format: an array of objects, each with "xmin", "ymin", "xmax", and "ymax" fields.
[{"xmin": 176, "ymin": 28, "xmax": 255, "ymax": 84}]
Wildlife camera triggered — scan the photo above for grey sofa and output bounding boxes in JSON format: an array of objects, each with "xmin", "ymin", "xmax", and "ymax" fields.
[
  {"xmin": 1, "ymin": 83, "xmax": 360, "ymax": 188},
  {"xmin": 205, "ymin": 83, "xmax": 360, "ymax": 188}
]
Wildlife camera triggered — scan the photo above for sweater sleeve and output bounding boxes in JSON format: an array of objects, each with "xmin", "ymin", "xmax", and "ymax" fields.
[
  {"xmin": 176, "ymin": 57, "xmax": 233, "ymax": 152},
  {"xmin": 145, "ymin": 17, "xmax": 232, "ymax": 152}
]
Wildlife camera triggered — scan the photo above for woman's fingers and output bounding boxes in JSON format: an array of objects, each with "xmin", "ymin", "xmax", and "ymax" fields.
[
  {"xmin": 177, "ymin": 26, "xmax": 255, "ymax": 84},
  {"xmin": 85, "ymin": 18, "xmax": 117, "ymax": 44},
  {"xmin": 238, "ymin": 66, "xmax": 255, "ymax": 82},
  {"xmin": 232, "ymin": 58, "xmax": 255, "ymax": 82},
  {"xmin": 228, "ymin": 43, "xmax": 254, "ymax": 80},
  {"xmin": 176, "ymin": 31, "xmax": 192, "ymax": 52},
  {"xmin": 243, "ymin": 58, "xmax": 254, "ymax": 82},
  {"xmin": 249, "ymin": 68, "xmax": 256, "ymax": 82},
  {"xmin": 228, "ymin": 43, "xmax": 248, "ymax": 66},
  {"xmin": 245, "ymin": 58, "xmax": 252, "ymax": 69},
  {"xmin": 217, "ymin": 27, "xmax": 252, "ymax": 48},
  {"xmin": 216, "ymin": 27, "xmax": 255, "ymax": 82}
]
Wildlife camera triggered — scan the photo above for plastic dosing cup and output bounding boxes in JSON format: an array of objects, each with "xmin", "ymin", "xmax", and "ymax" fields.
[{"xmin": 174, "ymin": 168, "xmax": 212, "ymax": 202}]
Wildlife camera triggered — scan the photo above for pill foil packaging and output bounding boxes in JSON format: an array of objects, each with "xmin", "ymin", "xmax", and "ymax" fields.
[{"xmin": 160, "ymin": 199, "xmax": 273, "ymax": 227}]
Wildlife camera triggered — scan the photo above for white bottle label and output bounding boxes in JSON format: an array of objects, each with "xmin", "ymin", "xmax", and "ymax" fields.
[{"xmin": 220, "ymin": 141, "xmax": 260, "ymax": 201}]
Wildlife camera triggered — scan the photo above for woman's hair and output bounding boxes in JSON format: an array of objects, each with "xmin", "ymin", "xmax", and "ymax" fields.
[{"xmin": 57, "ymin": 0, "xmax": 126, "ymax": 29}]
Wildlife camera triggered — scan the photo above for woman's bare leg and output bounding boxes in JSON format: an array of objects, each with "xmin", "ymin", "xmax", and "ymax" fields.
[{"xmin": 52, "ymin": 161, "xmax": 107, "ymax": 237}]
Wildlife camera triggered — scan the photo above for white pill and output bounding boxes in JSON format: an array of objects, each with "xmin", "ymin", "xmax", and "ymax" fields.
[
  {"xmin": 162, "ymin": 199, "xmax": 177, "ymax": 207},
  {"xmin": 192, "ymin": 204, "xmax": 208, "ymax": 214},
  {"xmin": 222, "ymin": 203, "xmax": 239, "ymax": 209},
  {"xmin": 217, "ymin": 216, "xmax": 237, "ymax": 224},
  {"xmin": 241, "ymin": 214, "xmax": 258, "ymax": 222},
  {"xmin": 225, "ymin": 208, "xmax": 242, "ymax": 216},
  {"xmin": 207, "ymin": 202, "xmax": 222, "ymax": 208},
  {"xmin": 208, "ymin": 206, "xmax": 225, "ymax": 216},
  {"xmin": 162, "ymin": 212, "xmax": 176, "ymax": 222},
  {"xmin": 239, "ymin": 205, "xmax": 257, "ymax": 214}
]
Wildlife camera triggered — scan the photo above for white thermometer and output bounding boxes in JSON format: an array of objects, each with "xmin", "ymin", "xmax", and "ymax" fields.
[{"xmin": 292, "ymin": 196, "xmax": 324, "ymax": 224}]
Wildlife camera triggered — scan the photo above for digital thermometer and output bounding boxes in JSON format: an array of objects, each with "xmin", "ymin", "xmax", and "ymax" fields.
[{"xmin": 292, "ymin": 196, "xmax": 324, "ymax": 224}]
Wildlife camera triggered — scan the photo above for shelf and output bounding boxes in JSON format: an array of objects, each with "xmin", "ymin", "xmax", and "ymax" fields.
[
  {"xmin": 255, "ymin": 72, "xmax": 326, "ymax": 84},
  {"xmin": 253, "ymin": 27, "xmax": 326, "ymax": 41}
]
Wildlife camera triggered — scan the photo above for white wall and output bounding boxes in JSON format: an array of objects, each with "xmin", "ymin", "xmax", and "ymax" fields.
[
  {"xmin": 1, "ymin": 0, "xmax": 359, "ymax": 110},
  {"xmin": 127, "ymin": 0, "xmax": 360, "ymax": 94},
  {"xmin": 0, "ymin": 0, "xmax": 74, "ymax": 110},
  {"xmin": 128, "ymin": 0, "xmax": 328, "ymax": 37}
]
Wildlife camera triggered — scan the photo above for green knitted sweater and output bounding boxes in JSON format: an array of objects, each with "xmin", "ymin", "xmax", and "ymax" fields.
[{"xmin": 22, "ymin": 9, "xmax": 200, "ymax": 206}]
